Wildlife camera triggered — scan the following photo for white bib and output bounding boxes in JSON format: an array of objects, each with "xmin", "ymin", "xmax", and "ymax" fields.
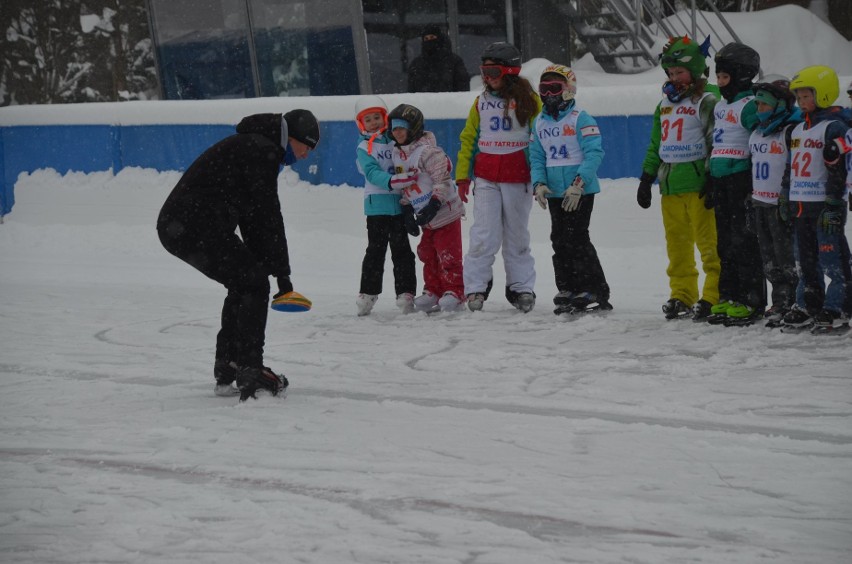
[
  {"xmin": 476, "ymin": 91, "xmax": 531, "ymax": 155},
  {"xmin": 846, "ymin": 129, "xmax": 852, "ymax": 199},
  {"xmin": 534, "ymin": 109, "xmax": 584, "ymax": 167},
  {"xmin": 357, "ymin": 136, "xmax": 396, "ymax": 197},
  {"xmin": 712, "ymin": 97, "xmax": 753, "ymax": 159},
  {"xmin": 749, "ymin": 128, "xmax": 788, "ymax": 204},
  {"xmin": 789, "ymin": 120, "xmax": 830, "ymax": 202},
  {"xmin": 658, "ymin": 93, "xmax": 710, "ymax": 162},
  {"xmin": 392, "ymin": 143, "xmax": 434, "ymax": 212}
]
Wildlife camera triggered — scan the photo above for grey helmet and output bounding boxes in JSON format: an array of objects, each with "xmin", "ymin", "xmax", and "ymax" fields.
[{"xmin": 481, "ymin": 42, "xmax": 522, "ymax": 67}]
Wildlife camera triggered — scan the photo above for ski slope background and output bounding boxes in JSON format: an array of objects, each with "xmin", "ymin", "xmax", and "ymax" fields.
[{"xmin": 2, "ymin": 6, "xmax": 852, "ymax": 564}]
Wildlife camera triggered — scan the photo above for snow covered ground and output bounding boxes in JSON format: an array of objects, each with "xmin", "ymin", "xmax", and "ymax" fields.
[
  {"xmin": 1, "ymin": 166, "xmax": 850, "ymax": 564},
  {"xmin": 2, "ymin": 5, "xmax": 852, "ymax": 562}
]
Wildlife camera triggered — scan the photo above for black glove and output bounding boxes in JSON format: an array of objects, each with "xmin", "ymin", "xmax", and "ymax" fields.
[
  {"xmin": 275, "ymin": 275, "xmax": 293, "ymax": 298},
  {"xmin": 699, "ymin": 176, "xmax": 714, "ymax": 210},
  {"xmin": 819, "ymin": 198, "xmax": 846, "ymax": 235},
  {"xmin": 744, "ymin": 194, "xmax": 755, "ymax": 233},
  {"xmin": 777, "ymin": 193, "xmax": 790, "ymax": 224},
  {"xmin": 401, "ymin": 204, "xmax": 420, "ymax": 236},
  {"xmin": 637, "ymin": 172, "xmax": 654, "ymax": 209},
  {"xmin": 416, "ymin": 198, "xmax": 442, "ymax": 226}
]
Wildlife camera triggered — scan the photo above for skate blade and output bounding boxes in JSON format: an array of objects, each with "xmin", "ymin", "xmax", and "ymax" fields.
[
  {"xmin": 779, "ymin": 323, "xmax": 814, "ymax": 333},
  {"xmin": 810, "ymin": 324, "xmax": 850, "ymax": 336}
]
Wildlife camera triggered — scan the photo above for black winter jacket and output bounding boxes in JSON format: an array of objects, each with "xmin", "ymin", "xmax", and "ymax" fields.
[{"xmin": 158, "ymin": 113, "xmax": 292, "ymax": 278}]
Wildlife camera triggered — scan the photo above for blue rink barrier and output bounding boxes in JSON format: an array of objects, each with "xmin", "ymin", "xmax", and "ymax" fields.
[{"xmin": 0, "ymin": 115, "xmax": 652, "ymax": 217}]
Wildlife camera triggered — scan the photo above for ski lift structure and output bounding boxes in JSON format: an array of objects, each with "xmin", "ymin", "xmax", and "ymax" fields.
[{"xmin": 560, "ymin": 0, "xmax": 744, "ymax": 73}]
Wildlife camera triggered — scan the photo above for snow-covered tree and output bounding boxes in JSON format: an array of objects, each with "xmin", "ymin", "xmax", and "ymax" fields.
[{"xmin": 0, "ymin": 0, "xmax": 157, "ymax": 106}]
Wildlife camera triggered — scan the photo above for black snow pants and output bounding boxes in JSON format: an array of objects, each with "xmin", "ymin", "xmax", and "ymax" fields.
[
  {"xmin": 548, "ymin": 194, "xmax": 610, "ymax": 301},
  {"xmin": 360, "ymin": 214, "xmax": 417, "ymax": 297},
  {"xmin": 157, "ymin": 213, "xmax": 270, "ymax": 369},
  {"xmin": 712, "ymin": 171, "xmax": 766, "ymax": 310}
]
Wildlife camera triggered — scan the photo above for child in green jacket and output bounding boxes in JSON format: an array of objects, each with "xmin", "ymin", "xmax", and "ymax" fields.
[
  {"xmin": 705, "ymin": 42, "xmax": 764, "ymax": 326},
  {"xmin": 637, "ymin": 36, "xmax": 721, "ymax": 321}
]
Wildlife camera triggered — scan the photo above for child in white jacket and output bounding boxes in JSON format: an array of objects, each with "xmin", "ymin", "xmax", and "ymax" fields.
[{"xmin": 389, "ymin": 104, "xmax": 465, "ymax": 312}]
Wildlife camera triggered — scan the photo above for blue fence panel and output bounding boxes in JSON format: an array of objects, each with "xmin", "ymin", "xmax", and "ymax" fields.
[
  {"xmin": 119, "ymin": 124, "xmax": 234, "ymax": 172},
  {"xmin": 0, "ymin": 115, "xmax": 654, "ymax": 216}
]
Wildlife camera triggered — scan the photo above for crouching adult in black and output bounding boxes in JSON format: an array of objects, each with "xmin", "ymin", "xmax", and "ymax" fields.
[{"xmin": 157, "ymin": 110, "xmax": 319, "ymax": 400}]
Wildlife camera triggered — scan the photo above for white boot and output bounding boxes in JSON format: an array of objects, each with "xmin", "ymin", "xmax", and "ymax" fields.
[
  {"xmin": 356, "ymin": 293, "xmax": 378, "ymax": 316},
  {"xmin": 396, "ymin": 292, "xmax": 415, "ymax": 314},
  {"xmin": 413, "ymin": 292, "xmax": 439, "ymax": 313},
  {"xmin": 467, "ymin": 293, "xmax": 486, "ymax": 312},
  {"xmin": 438, "ymin": 291, "xmax": 464, "ymax": 312}
]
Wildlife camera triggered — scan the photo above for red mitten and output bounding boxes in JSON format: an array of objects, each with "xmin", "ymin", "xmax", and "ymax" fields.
[{"xmin": 456, "ymin": 179, "xmax": 471, "ymax": 203}]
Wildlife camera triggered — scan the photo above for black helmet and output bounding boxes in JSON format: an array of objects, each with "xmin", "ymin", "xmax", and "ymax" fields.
[
  {"xmin": 388, "ymin": 103, "xmax": 425, "ymax": 144},
  {"xmin": 714, "ymin": 42, "xmax": 760, "ymax": 82},
  {"xmin": 481, "ymin": 42, "xmax": 522, "ymax": 67}
]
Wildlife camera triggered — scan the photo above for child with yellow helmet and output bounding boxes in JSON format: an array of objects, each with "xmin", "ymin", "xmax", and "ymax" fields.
[{"xmin": 779, "ymin": 65, "xmax": 852, "ymax": 334}]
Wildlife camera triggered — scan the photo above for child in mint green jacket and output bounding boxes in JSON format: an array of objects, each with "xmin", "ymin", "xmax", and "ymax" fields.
[
  {"xmin": 705, "ymin": 42, "xmax": 764, "ymax": 326},
  {"xmin": 353, "ymin": 96, "xmax": 417, "ymax": 316}
]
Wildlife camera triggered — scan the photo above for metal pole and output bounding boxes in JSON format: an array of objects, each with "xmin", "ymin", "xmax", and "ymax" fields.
[
  {"xmin": 142, "ymin": 0, "xmax": 165, "ymax": 100},
  {"xmin": 691, "ymin": 0, "xmax": 696, "ymax": 39},
  {"xmin": 244, "ymin": 0, "xmax": 263, "ymax": 97}
]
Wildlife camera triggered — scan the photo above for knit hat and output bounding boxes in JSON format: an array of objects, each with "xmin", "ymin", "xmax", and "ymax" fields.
[
  {"xmin": 753, "ymin": 88, "xmax": 779, "ymax": 107},
  {"xmin": 283, "ymin": 109, "xmax": 320, "ymax": 149},
  {"xmin": 660, "ymin": 35, "xmax": 711, "ymax": 80}
]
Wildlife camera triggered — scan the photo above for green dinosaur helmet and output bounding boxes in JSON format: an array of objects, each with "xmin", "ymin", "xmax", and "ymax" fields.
[{"xmin": 660, "ymin": 35, "xmax": 712, "ymax": 80}]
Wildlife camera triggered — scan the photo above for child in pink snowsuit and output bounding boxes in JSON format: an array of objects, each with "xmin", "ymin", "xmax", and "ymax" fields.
[{"xmin": 389, "ymin": 103, "xmax": 466, "ymax": 312}]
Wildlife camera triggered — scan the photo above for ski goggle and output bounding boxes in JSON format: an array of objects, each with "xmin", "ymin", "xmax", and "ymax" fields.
[
  {"xmin": 538, "ymin": 81, "xmax": 566, "ymax": 96},
  {"xmin": 480, "ymin": 65, "xmax": 520, "ymax": 80}
]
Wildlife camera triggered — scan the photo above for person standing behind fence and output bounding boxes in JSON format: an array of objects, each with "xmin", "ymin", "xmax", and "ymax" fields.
[
  {"xmin": 455, "ymin": 42, "xmax": 541, "ymax": 313},
  {"xmin": 408, "ymin": 25, "xmax": 470, "ymax": 93}
]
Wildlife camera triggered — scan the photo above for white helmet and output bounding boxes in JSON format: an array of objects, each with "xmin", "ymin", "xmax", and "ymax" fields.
[
  {"xmin": 539, "ymin": 64, "xmax": 577, "ymax": 102},
  {"xmin": 355, "ymin": 96, "xmax": 388, "ymax": 134}
]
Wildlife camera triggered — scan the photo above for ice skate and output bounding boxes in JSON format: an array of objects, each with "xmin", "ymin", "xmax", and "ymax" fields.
[
  {"xmin": 356, "ymin": 293, "xmax": 378, "ymax": 316},
  {"xmin": 214, "ymin": 359, "xmax": 240, "ymax": 396},
  {"xmin": 438, "ymin": 291, "xmax": 464, "ymax": 312},
  {"xmin": 514, "ymin": 292, "xmax": 535, "ymax": 313},
  {"xmin": 763, "ymin": 304, "xmax": 788, "ymax": 328},
  {"xmin": 466, "ymin": 293, "xmax": 486, "ymax": 312},
  {"xmin": 810, "ymin": 309, "xmax": 850, "ymax": 335},
  {"xmin": 395, "ymin": 292, "xmax": 415, "ymax": 314},
  {"xmin": 691, "ymin": 299, "xmax": 712, "ymax": 322},
  {"xmin": 237, "ymin": 366, "xmax": 288, "ymax": 402},
  {"xmin": 414, "ymin": 291, "xmax": 439, "ymax": 313},
  {"xmin": 780, "ymin": 305, "xmax": 814, "ymax": 332},
  {"xmin": 555, "ymin": 292, "xmax": 612, "ymax": 316},
  {"xmin": 662, "ymin": 298, "xmax": 690, "ymax": 320},
  {"xmin": 706, "ymin": 300, "xmax": 734, "ymax": 325}
]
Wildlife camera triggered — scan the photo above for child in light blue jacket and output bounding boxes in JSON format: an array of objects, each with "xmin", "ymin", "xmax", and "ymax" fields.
[
  {"xmin": 529, "ymin": 65, "xmax": 610, "ymax": 315},
  {"xmin": 353, "ymin": 96, "xmax": 417, "ymax": 316}
]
